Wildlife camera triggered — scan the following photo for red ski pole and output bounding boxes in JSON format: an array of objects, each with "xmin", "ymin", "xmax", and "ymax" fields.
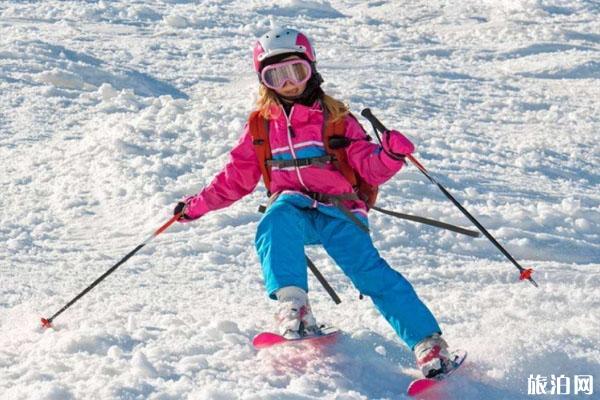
[
  {"xmin": 361, "ymin": 108, "xmax": 538, "ymax": 287},
  {"xmin": 41, "ymin": 212, "xmax": 182, "ymax": 329}
]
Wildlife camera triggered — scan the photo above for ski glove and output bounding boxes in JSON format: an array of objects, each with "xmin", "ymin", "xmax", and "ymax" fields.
[
  {"xmin": 384, "ymin": 130, "xmax": 415, "ymax": 160},
  {"xmin": 173, "ymin": 198, "xmax": 197, "ymax": 222}
]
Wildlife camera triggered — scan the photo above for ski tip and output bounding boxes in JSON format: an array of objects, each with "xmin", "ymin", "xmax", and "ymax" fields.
[
  {"xmin": 40, "ymin": 318, "xmax": 52, "ymax": 329},
  {"xmin": 252, "ymin": 332, "xmax": 287, "ymax": 349},
  {"xmin": 407, "ymin": 378, "xmax": 438, "ymax": 397}
]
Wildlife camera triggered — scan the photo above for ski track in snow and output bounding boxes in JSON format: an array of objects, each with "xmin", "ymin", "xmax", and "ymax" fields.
[{"xmin": 1, "ymin": 1, "xmax": 599, "ymax": 399}]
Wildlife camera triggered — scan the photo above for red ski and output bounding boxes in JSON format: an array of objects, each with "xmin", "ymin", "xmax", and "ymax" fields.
[
  {"xmin": 252, "ymin": 326, "xmax": 340, "ymax": 349},
  {"xmin": 407, "ymin": 350, "xmax": 467, "ymax": 397}
]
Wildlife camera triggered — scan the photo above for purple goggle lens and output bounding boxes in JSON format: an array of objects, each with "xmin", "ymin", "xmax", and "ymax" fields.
[{"xmin": 260, "ymin": 59, "xmax": 312, "ymax": 90}]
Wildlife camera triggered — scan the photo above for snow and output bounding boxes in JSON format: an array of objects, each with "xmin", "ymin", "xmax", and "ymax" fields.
[{"xmin": 1, "ymin": 0, "xmax": 599, "ymax": 399}]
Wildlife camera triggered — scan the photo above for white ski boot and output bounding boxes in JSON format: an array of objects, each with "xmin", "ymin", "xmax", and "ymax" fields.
[
  {"xmin": 414, "ymin": 333, "xmax": 453, "ymax": 378},
  {"xmin": 275, "ymin": 286, "xmax": 320, "ymax": 339}
]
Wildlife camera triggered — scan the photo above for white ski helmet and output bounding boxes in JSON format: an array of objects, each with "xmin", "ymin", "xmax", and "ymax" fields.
[{"xmin": 253, "ymin": 27, "xmax": 317, "ymax": 72}]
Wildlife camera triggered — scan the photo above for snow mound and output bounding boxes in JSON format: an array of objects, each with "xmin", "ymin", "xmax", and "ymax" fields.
[{"xmin": 3, "ymin": 40, "xmax": 187, "ymax": 99}]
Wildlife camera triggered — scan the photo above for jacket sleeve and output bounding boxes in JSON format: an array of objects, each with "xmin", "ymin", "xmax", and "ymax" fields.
[
  {"xmin": 185, "ymin": 123, "xmax": 262, "ymax": 219},
  {"xmin": 344, "ymin": 114, "xmax": 407, "ymax": 186}
]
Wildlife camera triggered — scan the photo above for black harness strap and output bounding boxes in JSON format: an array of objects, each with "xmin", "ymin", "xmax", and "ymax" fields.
[
  {"xmin": 266, "ymin": 155, "xmax": 335, "ymax": 168},
  {"xmin": 304, "ymin": 192, "xmax": 370, "ymax": 233}
]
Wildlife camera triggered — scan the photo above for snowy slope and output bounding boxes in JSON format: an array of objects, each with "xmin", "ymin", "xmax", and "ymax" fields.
[{"xmin": 1, "ymin": 1, "xmax": 599, "ymax": 399}]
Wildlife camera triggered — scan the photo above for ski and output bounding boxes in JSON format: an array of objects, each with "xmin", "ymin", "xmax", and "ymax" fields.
[
  {"xmin": 407, "ymin": 350, "xmax": 467, "ymax": 397},
  {"xmin": 252, "ymin": 326, "xmax": 340, "ymax": 349}
]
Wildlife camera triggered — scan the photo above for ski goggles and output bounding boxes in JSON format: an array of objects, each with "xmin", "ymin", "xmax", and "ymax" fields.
[{"xmin": 260, "ymin": 59, "xmax": 312, "ymax": 90}]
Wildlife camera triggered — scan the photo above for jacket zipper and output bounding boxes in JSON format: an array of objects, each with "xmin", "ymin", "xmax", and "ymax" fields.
[{"xmin": 283, "ymin": 105, "xmax": 310, "ymax": 192}]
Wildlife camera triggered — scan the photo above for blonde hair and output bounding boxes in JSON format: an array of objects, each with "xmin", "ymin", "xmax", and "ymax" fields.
[{"xmin": 256, "ymin": 84, "xmax": 348, "ymax": 122}]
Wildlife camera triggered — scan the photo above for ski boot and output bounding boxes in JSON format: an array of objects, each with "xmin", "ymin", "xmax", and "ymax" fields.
[
  {"xmin": 275, "ymin": 286, "xmax": 320, "ymax": 339},
  {"xmin": 414, "ymin": 333, "xmax": 453, "ymax": 378}
]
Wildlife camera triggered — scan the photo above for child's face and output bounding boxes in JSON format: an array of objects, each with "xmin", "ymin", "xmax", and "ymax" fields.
[{"xmin": 272, "ymin": 56, "xmax": 308, "ymax": 97}]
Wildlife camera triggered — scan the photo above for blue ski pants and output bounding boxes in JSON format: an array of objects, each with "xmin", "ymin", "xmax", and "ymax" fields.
[{"xmin": 255, "ymin": 194, "xmax": 441, "ymax": 349}]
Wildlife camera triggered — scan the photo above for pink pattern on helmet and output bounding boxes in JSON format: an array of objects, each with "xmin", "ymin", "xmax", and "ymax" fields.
[
  {"xmin": 295, "ymin": 33, "xmax": 316, "ymax": 62},
  {"xmin": 253, "ymin": 41, "xmax": 265, "ymax": 72}
]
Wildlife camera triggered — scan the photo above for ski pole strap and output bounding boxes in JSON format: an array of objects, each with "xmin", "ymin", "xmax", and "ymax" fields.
[
  {"xmin": 267, "ymin": 155, "xmax": 334, "ymax": 169},
  {"xmin": 304, "ymin": 192, "xmax": 370, "ymax": 233},
  {"xmin": 330, "ymin": 197, "xmax": 370, "ymax": 233},
  {"xmin": 370, "ymin": 205, "xmax": 481, "ymax": 238}
]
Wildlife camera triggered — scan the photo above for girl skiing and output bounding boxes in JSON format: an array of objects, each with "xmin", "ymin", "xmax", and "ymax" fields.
[{"xmin": 175, "ymin": 27, "xmax": 453, "ymax": 378}]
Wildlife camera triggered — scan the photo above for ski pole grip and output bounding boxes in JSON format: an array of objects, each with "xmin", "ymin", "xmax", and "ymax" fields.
[{"xmin": 361, "ymin": 108, "xmax": 389, "ymax": 133}]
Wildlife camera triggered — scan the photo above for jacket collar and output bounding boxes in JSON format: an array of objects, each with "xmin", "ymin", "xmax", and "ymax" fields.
[{"xmin": 281, "ymin": 100, "xmax": 322, "ymax": 122}]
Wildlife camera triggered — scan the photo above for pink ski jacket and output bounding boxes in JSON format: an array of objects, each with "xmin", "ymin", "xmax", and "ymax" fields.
[{"xmin": 184, "ymin": 101, "xmax": 411, "ymax": 219}]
